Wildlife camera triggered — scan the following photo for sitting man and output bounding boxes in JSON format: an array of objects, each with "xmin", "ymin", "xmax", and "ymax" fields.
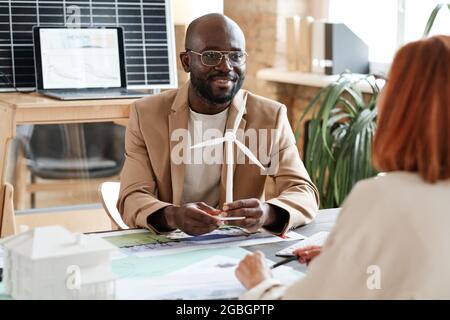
[{"xmin": 117, "ymin": 13, "xmax": 319, "ymax": 236}]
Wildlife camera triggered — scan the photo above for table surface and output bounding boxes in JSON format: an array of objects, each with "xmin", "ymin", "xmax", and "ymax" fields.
[
  {"xmin": 0, "ymin": 92, "xmax": 140, "ymax": 109},
  {"xmin": 0, "ymin": 208, "xmax": 340, "ymax": 299},
  {"xmin": 247, "ymin": 208, "xmax": 340, "ymax": 272}
]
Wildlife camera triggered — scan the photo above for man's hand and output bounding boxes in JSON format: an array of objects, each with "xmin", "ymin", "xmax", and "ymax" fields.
[
  {"xmin": 221, "ymin": 198, "xmax": 277, "ymax": 233},
  {"xmin": 164, "ymin": 202, "xmax": 221, "ymax": 236},
  {"xmin": 235, "ymin": 251, "xmax": 272, "ymax": 289}
]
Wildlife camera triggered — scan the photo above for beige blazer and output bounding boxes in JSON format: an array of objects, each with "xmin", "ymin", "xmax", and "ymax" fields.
[
  {"xmin": 242, "ymin": 172, "xmax": 450, "ymax": 299},
  {"xmin": 117, "ymin": 82, "xmax": 319, "ymax": 234}
]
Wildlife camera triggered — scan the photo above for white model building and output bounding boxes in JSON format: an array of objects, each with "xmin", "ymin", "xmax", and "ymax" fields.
[{"xmin": 0, "ymin": 226, "xmax": 117, "ymax": 300}]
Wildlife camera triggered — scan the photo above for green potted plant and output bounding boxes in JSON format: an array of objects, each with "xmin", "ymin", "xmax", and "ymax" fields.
[
  {"xmin": 423, "ymin": 3, "xmax": 450, "ymax": 37},
  {"xmin": 295, "ymin": 4, "xmax": 447, "ymax": 209},
  {"xmin": 296, "ymin": 74, "xmax": 380, "ymax": 208}
]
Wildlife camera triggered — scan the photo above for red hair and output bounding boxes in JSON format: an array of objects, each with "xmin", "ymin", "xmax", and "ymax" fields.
[{"xmin": 373, "ymin": 35, "xmax": 450, "ymax": 183}]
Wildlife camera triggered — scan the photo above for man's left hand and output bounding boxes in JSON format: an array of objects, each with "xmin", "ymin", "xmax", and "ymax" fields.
[{"xmin": 222, "ymin": 198, "xmax": 276, "ymax": 232}]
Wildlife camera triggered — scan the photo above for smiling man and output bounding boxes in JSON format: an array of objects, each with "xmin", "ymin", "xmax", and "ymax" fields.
[{"xmin": 117, "ymin": 14, "xmax": 319, "ymax": 236}]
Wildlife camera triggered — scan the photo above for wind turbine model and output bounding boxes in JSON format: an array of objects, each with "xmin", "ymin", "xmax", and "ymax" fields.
[{"xmin": 190, "ymin": 97, "xmax": 265, "ymax": 204}]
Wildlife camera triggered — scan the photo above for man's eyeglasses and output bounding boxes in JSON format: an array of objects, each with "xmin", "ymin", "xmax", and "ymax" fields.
[{"xmin": 186, "ymin": 49, "xmax": 247, "ymax": 67}]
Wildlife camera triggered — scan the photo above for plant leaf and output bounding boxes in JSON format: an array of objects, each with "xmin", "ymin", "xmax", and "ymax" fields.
[{"xmin": 423, "ymin": 3, "xmax": 446, "ymax": 37}]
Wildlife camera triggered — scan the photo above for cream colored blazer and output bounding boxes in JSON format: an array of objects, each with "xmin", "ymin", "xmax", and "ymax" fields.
[
  {"xmin": 242, "ymin": 172, "xmax": 450, "ymax": 299},
  {"xmin": 117, "ymin": 82, "xmax": 319, "ymax": 234}
]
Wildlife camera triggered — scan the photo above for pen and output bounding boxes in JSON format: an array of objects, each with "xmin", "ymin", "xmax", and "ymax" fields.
[
  {"xmin": 270, "ymin": 256, "xmax": 298, "ymax": 269},
  {"xmin": 217, "ymin": 216, "xmax": 246, "ymax": 221}
]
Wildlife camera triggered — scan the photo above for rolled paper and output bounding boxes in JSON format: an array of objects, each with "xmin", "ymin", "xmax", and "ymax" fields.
[{"xmin": 216, "ymin": 216, "xmax": 246, "ymax": 221}]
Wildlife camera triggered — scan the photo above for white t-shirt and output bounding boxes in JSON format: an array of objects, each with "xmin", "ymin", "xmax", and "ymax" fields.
[{"xmin": 180, "ymin": 107, "xmax": 229, "ymax": 207}]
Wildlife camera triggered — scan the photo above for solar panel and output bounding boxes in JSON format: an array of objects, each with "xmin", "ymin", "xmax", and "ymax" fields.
[{"xmin": 0, "ymin": 0, "xmax": 177, "ymax": 91}]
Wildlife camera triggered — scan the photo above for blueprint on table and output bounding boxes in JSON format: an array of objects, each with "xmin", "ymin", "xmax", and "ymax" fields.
[{"xmin": 93, "ymin": 226, "xmax": 305, "ymax": 257}]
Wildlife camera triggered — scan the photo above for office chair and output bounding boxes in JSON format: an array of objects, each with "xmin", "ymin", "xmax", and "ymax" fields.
[
  {"xmin": 98, "ymin": 181, "xmax": 129, "ymax": 230},
  {"xmin": 0, "ymin": 183, "xmax": 16, "ymax": 237},
  {"xmin": 15, "ymin": 123, "xmax": 125, "ymax": 208}
]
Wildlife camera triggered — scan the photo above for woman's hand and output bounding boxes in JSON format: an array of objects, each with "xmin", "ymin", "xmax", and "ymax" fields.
[
  {"xmin": 294, "ymin": 245, "xmax": 322, "ymax": 265},
  {"xmin": 235, "ymin": 251, "xmax": 272, "ymax": 289}
]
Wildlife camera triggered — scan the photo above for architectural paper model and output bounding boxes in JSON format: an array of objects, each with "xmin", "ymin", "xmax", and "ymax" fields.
[{"xmin": 0, "ymin": 226, "xmax": 117, "ymax": 300}]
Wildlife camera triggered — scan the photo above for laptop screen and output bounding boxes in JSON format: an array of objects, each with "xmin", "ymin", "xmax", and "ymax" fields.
[{"xmin": 37, "ymin": 28, "xmax": 123, "ymax": 89}]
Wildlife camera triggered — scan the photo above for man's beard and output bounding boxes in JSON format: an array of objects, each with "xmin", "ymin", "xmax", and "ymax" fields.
[{"xmin": 190, "ymin": 72, "xmax": 245, "ymax": 105}]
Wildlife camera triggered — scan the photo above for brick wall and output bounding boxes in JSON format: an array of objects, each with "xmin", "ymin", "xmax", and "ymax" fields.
[{"xmin": 224, "ymin": 0, "xmax": 309, "ymax": 97}]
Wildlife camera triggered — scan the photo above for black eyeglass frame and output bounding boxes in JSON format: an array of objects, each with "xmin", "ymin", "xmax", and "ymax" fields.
[{"xmin": 185, "ymin": 49, "xmax": 248, "ymax": 67}]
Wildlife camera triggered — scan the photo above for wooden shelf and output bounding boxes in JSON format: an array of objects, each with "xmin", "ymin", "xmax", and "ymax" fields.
[{"xmin": 256, "ymin": 68, "xmax": 385, "ymax": 94}]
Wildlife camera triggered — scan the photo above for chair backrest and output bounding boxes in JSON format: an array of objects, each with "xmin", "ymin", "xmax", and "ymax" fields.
[
  {"xmin": 0, "ymin": 183, "xmax": 17, "ymax": 237},
  {"xmin": 98, "ymin": 182, "xmax": 129, "ymax": 230},
  {"xmin": 26, "ymin": 123, "xmax": 125, "ymax": 161},
  {"xmin": 20, "ymin": 123, "xmax": 125, "ymax": 179}
]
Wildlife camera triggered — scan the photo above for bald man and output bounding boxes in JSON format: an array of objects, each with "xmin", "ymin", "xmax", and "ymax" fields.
[{"xmin": 117, "ymin": 14, "xmax": 319, "ymax": 236}]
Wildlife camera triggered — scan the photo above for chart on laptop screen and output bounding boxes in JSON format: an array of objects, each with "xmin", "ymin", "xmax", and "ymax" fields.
[
  {"xmin": 0, "ymin": 0, "xmax": 176, "ymax": 91},
  {"xmin": 39, "ymin": 28, "xmax": 122, "ymax": 89}
]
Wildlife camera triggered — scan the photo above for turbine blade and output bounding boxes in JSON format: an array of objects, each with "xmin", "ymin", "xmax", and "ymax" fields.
[
  {"xmin": 234, "ymin": 140, "xmax": 265, "ymax": 170},
  {"xmin": 189, "ymin": 137, "xmax": 227, "ymax": 149},
  {"xmin": 232, "ymin": 93, "xmax": 248, "ymax": 134},
  {"xmin": 232, "ymin": 107, "xmax": 245, "ymax": 134}
]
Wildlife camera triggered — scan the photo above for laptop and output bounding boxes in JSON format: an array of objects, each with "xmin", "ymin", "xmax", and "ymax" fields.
[{"xmin": 33, "ymin": 26, "xmax": 147, "ymax": 100}]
